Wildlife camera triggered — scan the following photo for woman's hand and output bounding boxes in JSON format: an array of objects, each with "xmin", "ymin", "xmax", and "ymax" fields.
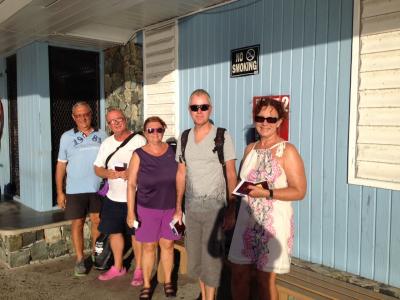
[
  {"xmin": 247, "ymin": 185, "xmax": 270, "ymax": 198},
  {"xmin": 126, "ymin": 212, "xmax": 137, "ymax": 229},
  {"xmin": 173, "ymin": 209, "xmax": 183, "ymax": 225}
]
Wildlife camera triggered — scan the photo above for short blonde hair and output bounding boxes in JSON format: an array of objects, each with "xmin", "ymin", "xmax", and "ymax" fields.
[{"xmin": 189, "ymin": 89, "xmax": 211, "ymax": 105}]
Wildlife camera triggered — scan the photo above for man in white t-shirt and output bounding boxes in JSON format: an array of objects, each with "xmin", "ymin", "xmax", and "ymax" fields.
[{"xmin": 94, "ymin": 108, "xmax": 146, "ymax": 284}]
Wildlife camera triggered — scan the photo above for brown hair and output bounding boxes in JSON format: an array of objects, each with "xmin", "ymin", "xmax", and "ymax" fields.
[
  {"xmin": 254, "ymin": 97, "xmax": 287, "ymax": 120},
  {"xmin": 143, "ymin": 116, "xmax": 167, "ymax": 130}
]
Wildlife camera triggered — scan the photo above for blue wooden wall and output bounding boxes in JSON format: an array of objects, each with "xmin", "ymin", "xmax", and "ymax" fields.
[
  {"xmin": 17, "ymin": 42, "xmax": 53, "ymax": 211},
  {"xmin": 178, "ymin": 0, "xmax": 400, "ymax": 287}
]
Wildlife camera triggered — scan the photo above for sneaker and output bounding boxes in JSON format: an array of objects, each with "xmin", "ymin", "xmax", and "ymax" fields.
[
  {"xmin": 74, "ymin": 259, "xmax": 87, "ymax": 277},
  {"xmin": 131, "ymin": 268, "xmax": 143, "ymax": 286},
  {"xmin": 98, "ymin": 266, "xmax": 126, "ymax": 281}
]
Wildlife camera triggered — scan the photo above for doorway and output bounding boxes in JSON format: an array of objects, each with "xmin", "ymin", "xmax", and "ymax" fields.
[
  {"xmin": 6, "ymin": 54, "xmax": 19, "ymax": 198},
  {"xmin": 48, "ymin": 46, "xmax": 100, "ymax": 206}
]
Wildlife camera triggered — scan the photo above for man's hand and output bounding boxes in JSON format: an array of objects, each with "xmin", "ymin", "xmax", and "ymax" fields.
[
  {"xmin": 117, "ymin": 170, "xmax": 128, "ymax": 180},
  {"xmin": 57, "ymin": 192, "xmax": 66, "ymax": 209},
  {"xmin": 222, "ymin": 205, "xmax": 236, "ymax": 231},
  {"xmin": 107, "ymin": 170, "xmax": 120, "ymax": 180}
]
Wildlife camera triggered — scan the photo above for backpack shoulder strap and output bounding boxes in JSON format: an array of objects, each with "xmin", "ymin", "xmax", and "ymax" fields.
[
  {"xmin": 213, "ymin": 127, "xmax": 226, "ymax": 166},
  {"xmin": 179, "ymin": 129, "xmax": 191, "ymax": 163}
]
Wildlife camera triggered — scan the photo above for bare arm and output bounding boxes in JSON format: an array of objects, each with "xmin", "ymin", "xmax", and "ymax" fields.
[
  {"xmin": 126, "ymin": 152, "xmax": 140, "ymax": 228},
  {"xmin": 223, "ymin": 159, "xmax": 238, "ymax": 230},
  {"xmin": 173, "ymin": 162, "xmax": 186, "ymax": 224},
  {"xmin": 55, "ymin": 161, "xmax": 67, "ymax": 209},
  {"xmin": 94, "ymin": 165, "xmax": 120, "ymax": 180},
  {"xmin": 248, "ymin": 143, "xmax": 307, "ymax": 201}
]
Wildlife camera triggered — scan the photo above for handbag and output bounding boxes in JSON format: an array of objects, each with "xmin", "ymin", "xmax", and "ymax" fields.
[
  {"xmin": 97, "ymin": 132, "xmax": 138, "ymax": 196},
  {"xmin": 97, "ymin": 179, "xmax": 109, "ymax": 197}
]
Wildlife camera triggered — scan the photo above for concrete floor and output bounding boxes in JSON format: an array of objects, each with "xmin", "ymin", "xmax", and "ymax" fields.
[
  {"xmin": 0, "ymin": 200, "xmax": 65, "ymax": 231},
  {"xmin": 0, "ymin": 200, "xmax": 232, "ymax": 299},
  {"xmin": 0, "ymin": 254, "xmax": 201, "ymax": 300}
]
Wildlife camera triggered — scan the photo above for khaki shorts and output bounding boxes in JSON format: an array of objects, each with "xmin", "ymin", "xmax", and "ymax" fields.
[
  {"xmin": 185, "ymin": 208, "xmax": 225, "ymax": 287},
  {"xmin": 65, "ymin": 193, "xmax": 102, "ymax": 220}
]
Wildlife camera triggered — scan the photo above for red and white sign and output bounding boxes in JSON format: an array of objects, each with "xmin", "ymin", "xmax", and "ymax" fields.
[{"xmin": 252, "ymin": 95, "xmax": 290, "ymax": 141}]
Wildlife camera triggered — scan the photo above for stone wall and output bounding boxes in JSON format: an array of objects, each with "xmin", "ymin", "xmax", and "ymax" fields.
[
  {"xmin": 0, "ymin": 220, "xmax": 92, "ymax": 268},
  {"xmin": 104, "ymin": 41, "xmax": 143, "ymax": 132}
]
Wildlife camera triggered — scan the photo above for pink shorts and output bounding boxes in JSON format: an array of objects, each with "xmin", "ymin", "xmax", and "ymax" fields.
[{"xmin": 135, "ymin": 205, "xmax": 180, "ymax": 243}]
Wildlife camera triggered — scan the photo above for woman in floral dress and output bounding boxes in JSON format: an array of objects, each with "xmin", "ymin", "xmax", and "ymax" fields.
[{"xmin": 228, "ymin": 98, "xmax": 307, "ymax": 300}]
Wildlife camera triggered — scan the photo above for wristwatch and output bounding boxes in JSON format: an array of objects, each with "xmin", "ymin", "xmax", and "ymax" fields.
[{"xmin": 268, "ymin": 189, "xmax": 274, "ymax": 200}]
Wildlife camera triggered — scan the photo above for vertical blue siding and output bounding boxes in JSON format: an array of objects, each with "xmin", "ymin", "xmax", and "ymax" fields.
[
  {"xmin": 178, "ymin": 0, "xmax": 400, "ymax": 287},
  {"xmin": 17, "ymin": 42, "xmax": 52, "ymax": 211},
  {"xmin": 0, "ymin": 58, "xmax": 11, "ymax": 194}
]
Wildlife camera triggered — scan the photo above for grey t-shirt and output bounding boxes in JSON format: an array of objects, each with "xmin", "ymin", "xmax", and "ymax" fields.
[{"xmin": 176, "ymin": 126, "xmax": 236, "ymax": 212}]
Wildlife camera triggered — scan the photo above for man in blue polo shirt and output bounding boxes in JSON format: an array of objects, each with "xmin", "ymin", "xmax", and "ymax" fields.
[{"xmin": 55, "ymin": 101, "xmax": 107, "ymax": 276}]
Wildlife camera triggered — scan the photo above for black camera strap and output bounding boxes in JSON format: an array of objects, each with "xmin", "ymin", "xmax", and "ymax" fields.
[{"xmin": 104, "ymin": 132, "xmax": 137, "ymax": 169}]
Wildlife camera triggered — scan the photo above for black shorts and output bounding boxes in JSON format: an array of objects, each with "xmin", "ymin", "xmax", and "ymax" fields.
[
  {"xmin": 65, "ymin": 193, "xmax": 102, "ymax": 220},
  {"xmin": 98, "ymin": 197, "xmax": 135, "ymax": 235}
]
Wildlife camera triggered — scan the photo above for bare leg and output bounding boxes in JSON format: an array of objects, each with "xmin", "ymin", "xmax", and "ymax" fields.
[
  {"xmin": 159, "ymin": 238, "xmax": 174, "ymax": 283},
  {"xmin": 131, "ymin": 235, "xmax": 142, "ymax": 270},
  {"xmin": 110, "ymin": 233, "xmax": 124, "ymax": 270},
  {"xmin": 89, "ymin": 212, "xmax": 100, "ymax": 252},
  {"xmin": 199, "ymin": 279, "xmax": 216, "ymax": 300},
  {"xmin": 142, "ymin": 242, "xmax": 157, "ymax": 288},
  {"xmin": 231, "ymin": 263, "xmax": 252, "ymax": 300},
  {"xmin": 71, "ymin": 218, "xmax": 85, "ymax": 261},
  {"xmin": 257, "ymin": 270, "xmax": 278, "ymax": 300},
  {"xmin": 199, "ymin": 280, "xmax": 206, "ymax": 300}
]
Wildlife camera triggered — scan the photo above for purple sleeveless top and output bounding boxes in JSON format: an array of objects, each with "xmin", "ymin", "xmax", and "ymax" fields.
[{"xmin": 135, "ymin": 145, "xmax": 177, "ymax": 209}]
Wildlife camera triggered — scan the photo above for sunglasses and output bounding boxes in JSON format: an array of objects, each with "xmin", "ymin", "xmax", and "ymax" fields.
[
  {"xmin": 146, "ymin": 127, "xmax": 165, "ymax": 134},
  {"xmin": 189, "ymin": 104, "xmax": 210, "ymax": 112},
  {"xmin": 254, "ymin": 116, "xmax": 279, "ymax": 124},
  {"xmin": 107, "ymin": 117, "xmax": 125, "ymax": 125}
]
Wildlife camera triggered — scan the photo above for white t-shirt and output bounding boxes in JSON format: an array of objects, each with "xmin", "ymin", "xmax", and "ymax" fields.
[{"xmin": 94, "ymin": 133, "xmax": 146, "ymax": 202}]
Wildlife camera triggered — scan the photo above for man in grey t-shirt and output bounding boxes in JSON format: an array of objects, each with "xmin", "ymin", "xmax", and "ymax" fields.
[{"xmin": 174, "ymin": 89, "xmax": 237, "ymax": 300}]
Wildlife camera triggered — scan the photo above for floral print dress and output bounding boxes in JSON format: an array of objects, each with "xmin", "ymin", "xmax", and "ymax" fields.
[{"xmin": 228, "ymin": 141, "xmax": 294, "ymax": 273}]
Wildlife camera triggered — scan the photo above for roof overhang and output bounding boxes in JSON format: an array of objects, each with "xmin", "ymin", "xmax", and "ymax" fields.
[{"xmin": 0, "ymin": 0, "xmax": 229, "ymax": 56}]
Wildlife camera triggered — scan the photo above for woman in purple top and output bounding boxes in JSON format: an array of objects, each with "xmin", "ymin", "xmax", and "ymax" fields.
[{"xmin": 127, "ymin": 116, "xmax": 179, "ymax": 299}]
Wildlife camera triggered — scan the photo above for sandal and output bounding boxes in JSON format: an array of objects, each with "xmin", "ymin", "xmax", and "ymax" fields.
[
  {"xmin": 164, "ymin": 282, "xmax": 176, "ymax": 298},
  {"xmin": 139, "ymin": 287, "xmax": 151, "ymax": 300}
]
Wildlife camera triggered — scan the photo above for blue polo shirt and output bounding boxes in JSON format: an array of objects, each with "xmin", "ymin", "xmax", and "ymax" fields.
[{"xmin": 58, "ymin": 128, "xmax": 107, "ymax": 194}]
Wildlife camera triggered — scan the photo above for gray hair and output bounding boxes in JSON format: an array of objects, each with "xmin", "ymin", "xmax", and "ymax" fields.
[
  {"xmin": 106, "ymin": 107, "xmax": 126, "ymax": 117},
  {"xmin": 189, "ymin": 89, "xmax": 212, "ymax": 105},
  {"xmin": 72, "ymin": 101, "xmax": 92, "ymax": 114}
]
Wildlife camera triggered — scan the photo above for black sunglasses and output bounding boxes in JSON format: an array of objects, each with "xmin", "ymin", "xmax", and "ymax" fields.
[
  {"xmin": 146, "ymin": 128, "xmax": 165, "ymax": 134},
  {"xmin": 254, "ymin": 116, "xmax": 279, "ymax": 124},
  {"xmin": 190, "ymin": 104, "xmax": 210, "ymax": 112}
]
